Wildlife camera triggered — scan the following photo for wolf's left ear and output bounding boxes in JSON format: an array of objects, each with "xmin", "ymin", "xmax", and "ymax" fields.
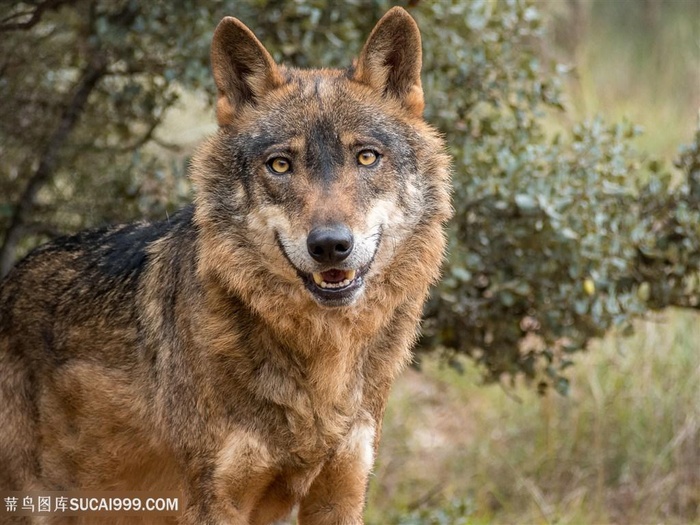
[
  {"xmin": 353, "ymin": 7, "xmax": 424, "ymax": 117},
  {"xmin": 211, "ymin": 17, "xmax": 284, "ymax": 126}
]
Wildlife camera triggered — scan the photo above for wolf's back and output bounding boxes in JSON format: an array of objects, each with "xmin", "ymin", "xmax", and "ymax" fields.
[{"xmin": 0, "ymin": 205, "xmax": 196, "ymax": 341}]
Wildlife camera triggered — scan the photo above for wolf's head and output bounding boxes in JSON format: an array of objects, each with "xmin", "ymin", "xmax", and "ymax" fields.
[{"xmin": 193, "ymin": 8, "xmax": 450, "ymax": 316}]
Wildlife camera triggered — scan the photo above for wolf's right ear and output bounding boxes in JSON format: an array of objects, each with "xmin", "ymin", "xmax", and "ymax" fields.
[{"xmin": 211, "ymin": 17, "xmax": 283, "ymax": 126}]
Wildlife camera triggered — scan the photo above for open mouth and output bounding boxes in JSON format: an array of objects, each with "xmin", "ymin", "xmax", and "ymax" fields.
[
  {"xmin": 311, "ymin": 269, "xmax": 357, "ymax": 289},
  {"xmin": 303, "ymin": 266, "xmax": 367, "ymax": 306}
]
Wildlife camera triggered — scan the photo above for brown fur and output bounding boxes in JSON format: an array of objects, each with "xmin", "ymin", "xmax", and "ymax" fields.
[{"xmin": 0, "ymin": 7, "xmax": 451, "ymax": 524}]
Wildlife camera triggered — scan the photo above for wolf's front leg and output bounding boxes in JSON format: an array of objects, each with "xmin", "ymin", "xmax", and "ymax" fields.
[
  {"xmin": 179, "ymin": 428, "xmax": 282, "ymax": 525},
  {"xmin": 298, "ymin": 421, "xmax": 376, "ymax": 525}
]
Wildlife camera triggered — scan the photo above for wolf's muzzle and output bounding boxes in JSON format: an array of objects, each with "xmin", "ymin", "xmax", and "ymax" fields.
[{"xmin": 276, "ymin": 226, "xmax": 381, "ymax": 308}]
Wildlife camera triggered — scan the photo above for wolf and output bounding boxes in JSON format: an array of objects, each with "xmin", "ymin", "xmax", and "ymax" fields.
[{"xmin": 0, "ymin": 7, "xmax": 450, "ymax": 524}]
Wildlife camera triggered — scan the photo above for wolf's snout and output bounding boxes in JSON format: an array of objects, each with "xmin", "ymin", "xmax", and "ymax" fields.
[{"xmin": 307, "ymin": 225, "xmax": 354, "ymax": 264}]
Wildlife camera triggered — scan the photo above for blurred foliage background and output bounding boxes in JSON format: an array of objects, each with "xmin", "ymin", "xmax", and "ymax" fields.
[{"xmin": 1, "ymin": 0, "xmax": 698, "ymax": 523}]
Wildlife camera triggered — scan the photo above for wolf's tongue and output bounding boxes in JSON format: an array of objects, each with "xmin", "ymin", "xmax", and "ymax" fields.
[{"xmin": 321, "ymin": 269, "xmax": 346, "ymax": 283}]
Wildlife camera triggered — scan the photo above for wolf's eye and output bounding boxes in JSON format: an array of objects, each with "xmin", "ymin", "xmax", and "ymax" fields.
[
  {"xmin": 357, "ymin": 150, "xmax": 379, "ymax": 167},
  {"xmin": 267, "ymin": 157, "xmax": 291, "ymax": 174}
]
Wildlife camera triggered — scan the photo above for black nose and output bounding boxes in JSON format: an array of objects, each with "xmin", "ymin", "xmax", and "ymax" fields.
[{"xmin": 307, "ymin": 225, "xmax": 354, "ymax": 264}]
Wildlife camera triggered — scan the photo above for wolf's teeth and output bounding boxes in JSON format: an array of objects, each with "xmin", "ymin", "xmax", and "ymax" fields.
[
  {"xmin": 313, "ymin": 271, "xmax": 358, "ymax": 290},
  {"xmin": 318, "ymin": 279, "xmax": 352, "ymax": 290}
]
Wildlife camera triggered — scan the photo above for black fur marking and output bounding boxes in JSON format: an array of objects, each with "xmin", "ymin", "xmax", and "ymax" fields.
[
  {"xmin": 306, "ymin": 118, "xmax": 344, "ymax": 184},
  {"xmin": 97, "ymin": 225, "xmax": 163, "ymax": 278},
  {"xmin": 30, "ymin": 207, "xmax": 192, "ymax": 285}
]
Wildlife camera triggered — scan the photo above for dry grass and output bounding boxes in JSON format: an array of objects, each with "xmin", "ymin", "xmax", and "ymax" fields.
[{"xmin": 367, "ymin": 311, "xmax": 699, "ymax": 524}]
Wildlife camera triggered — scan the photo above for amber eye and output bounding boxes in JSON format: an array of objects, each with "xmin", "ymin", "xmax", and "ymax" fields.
[
  {"xmin": 357, "ymin": 149, "xmax": 379, "ymax": 167},
  {"xmin": 268, "ymin": 157, "xmax": 291, "ymax": 174}
]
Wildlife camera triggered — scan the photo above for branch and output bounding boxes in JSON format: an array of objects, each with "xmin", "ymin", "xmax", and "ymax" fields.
[
  {"xmin": 87, "ymin": 117, "xmax": 164, "ymax": 154},
  {"xmin": 152, "ymin": 137, "xmax": 183, "ymax": 153},
  {"xmin": 0, "ymin": 54, "xmax": 107, "ymax": 277},
  {"xmin": 0, "ymin": 0, "xmax": 74, "ymax": 32},
  {"xmin": 80, "ymin": 98, "xmax": 183, "ymax": 154}
]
